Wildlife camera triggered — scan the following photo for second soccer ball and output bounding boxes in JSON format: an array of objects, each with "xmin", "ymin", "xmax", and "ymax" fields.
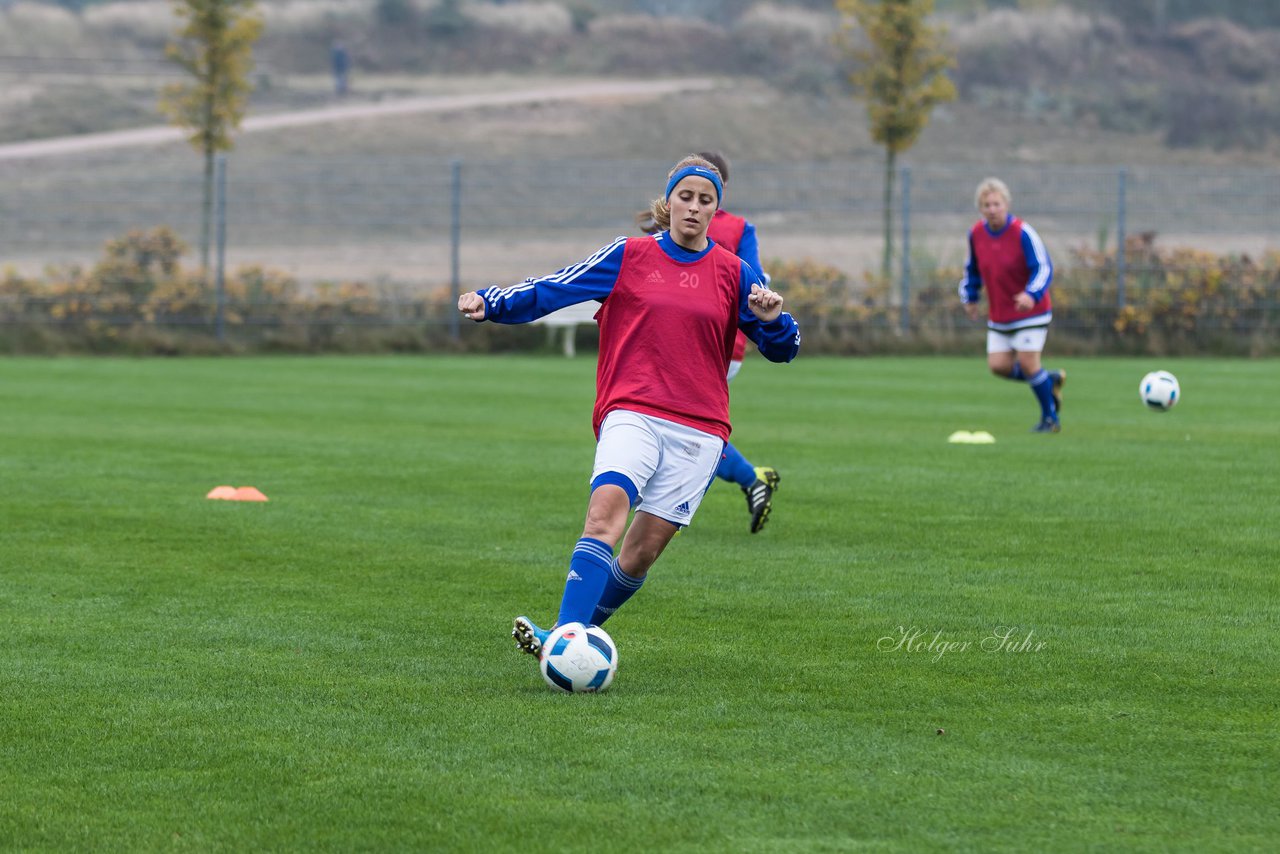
[{"xmin": 1139, "ymin": 370, "xmax": 1180, "ymax": 411}]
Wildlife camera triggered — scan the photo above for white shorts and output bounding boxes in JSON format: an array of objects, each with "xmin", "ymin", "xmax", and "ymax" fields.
[
  {"xmin": 726, "ymin": 360, "xmax": 743, "ymax": 382},
  {"xmin": 987, "ymin": 326, "xmax": 1048, "ymax": 354},
  {"xmin": 592, "ymin": 410, "xmax": 724, "ymax": 528}
]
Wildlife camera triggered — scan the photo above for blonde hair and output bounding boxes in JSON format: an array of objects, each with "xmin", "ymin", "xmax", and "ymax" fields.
[
  {"xmin": 975, "ymin": 177, "xmax": 1011, "ymax": 209},
  {"xmin": 646, "ymin": 154, "xmax": 723, "ymax": 232}
]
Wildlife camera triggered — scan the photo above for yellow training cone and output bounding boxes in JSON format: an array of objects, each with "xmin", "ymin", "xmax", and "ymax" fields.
[{"xmin": 948, "ymin": 430, "xmax": 996, "ymax": 444}]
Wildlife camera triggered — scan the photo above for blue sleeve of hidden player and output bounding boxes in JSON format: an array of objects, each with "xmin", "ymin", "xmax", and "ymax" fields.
[
  {"xmin": 959, "ymin": 232, "xmax": 982, "ymax": 304},
  {"xmin": 736, "ymin": 259, "xmax": 800, "ymax": 363},
  {"xmin": 476, "ymin": 237, "xmax": 626, "ymax": 323},
  {"xmin": 736, "ymin": 221, "xmax": 764, "ymax": 280}
]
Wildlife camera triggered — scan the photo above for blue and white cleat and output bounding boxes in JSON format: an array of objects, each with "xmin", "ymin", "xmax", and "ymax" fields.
[{"xmin": 512, "ymin": 616, "xmax": 550, "ymax": 657}]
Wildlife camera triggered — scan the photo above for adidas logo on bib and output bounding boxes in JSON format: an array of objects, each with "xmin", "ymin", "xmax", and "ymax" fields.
[{"xmin": 645, "ymin": 270, "xmax": 665, "ymax": 285}]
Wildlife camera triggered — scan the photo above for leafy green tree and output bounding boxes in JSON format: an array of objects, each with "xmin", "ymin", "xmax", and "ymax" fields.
[
  {"xmin": 838, "ymin": 0, "xmax": 956, "ymax": 279},
  {"xmin": 159, "ymin": 0, "xmax": 263, "ymax": 273}
]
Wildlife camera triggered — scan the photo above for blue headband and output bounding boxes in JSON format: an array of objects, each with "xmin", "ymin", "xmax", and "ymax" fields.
[{"xmin": 664, "ymin": 165, "xmax": 723, "ymax": 208}]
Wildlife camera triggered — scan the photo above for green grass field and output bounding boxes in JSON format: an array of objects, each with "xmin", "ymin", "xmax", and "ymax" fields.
[{"xmin": 2, "ymin": 355, "xmax": 1276, "ymax": 851}]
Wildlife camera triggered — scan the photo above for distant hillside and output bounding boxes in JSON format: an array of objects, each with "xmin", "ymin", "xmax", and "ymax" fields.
[
  {"xmin": 37, "ymin": 0, "xmax": 1280, "ymax": 32},
  {"xmin": 947, "ymin": 9, "xmax": 1280, "ymax": 151},
  {"xmin": 1, "ymin": 1, "xmax": 1278, "ymax": 156}
]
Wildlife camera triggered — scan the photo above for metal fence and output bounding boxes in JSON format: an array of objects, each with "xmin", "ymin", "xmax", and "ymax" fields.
[{"xmin": 2, "ymin": 150, "xmax": 1278, "ymax": 346}]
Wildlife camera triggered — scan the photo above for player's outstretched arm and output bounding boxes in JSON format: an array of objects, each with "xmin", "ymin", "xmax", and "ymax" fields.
[
  {"xmin": 458, "ymin": 291, "xmax": 487, "ymax": 322},
  {"xmin": 462, "ymin": 237, "xmax": 627, "ymax": 325}
]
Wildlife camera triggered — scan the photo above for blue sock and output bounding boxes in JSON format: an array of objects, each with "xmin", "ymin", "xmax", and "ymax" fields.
[
  {"xmin": 590, "ymin": 558, "xmax": 645, "ymax": 627},
  {"xmin": 1029, "ymin": 368, "xmax": 1056, "ymax": 420},
  {"xmin": 716, "ymin": 442, "xmax": 756, "ymax": 488},
  {"xmin": 556, "ymin": 537, "xmax": 613, "ymax": 627},
  {"xmin": 1003, "ymin": 363, "xmax": 1026, "ymax": 381}
]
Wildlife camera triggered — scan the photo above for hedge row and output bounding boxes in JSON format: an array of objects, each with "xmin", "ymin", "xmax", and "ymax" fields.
[
  {"xmin": 771, "ymin": 239, "xmax": 1280, "ymax": 357},
  {"xmin": 2, "ymin": 228, "xmax": 1277, "ymax": 356}
]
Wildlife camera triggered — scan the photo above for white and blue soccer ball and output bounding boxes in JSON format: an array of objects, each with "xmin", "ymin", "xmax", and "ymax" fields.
[
  {"xmin": 1140, "ymin": 370, "xmax": 1180, "ymax": 411},
  {"xmin": 539, "ymin": 622, "xmax": 618, "ymax": 693}
]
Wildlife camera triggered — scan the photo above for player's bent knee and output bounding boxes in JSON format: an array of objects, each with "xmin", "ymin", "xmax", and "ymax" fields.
[
  {"xmin": 591, "ymin": 471, "xmax": 638, "ymax": 507},
  {"xmin": 582, "ymin": 480, "xmax": 634, "ymax": 543}
]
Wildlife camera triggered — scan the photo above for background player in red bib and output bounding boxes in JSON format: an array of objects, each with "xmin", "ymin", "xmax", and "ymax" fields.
[
  {"xmin": 457, "ymin": 155, "xmax": 801, "ymax": 662},
  {"xmin": 638, "ymin": 150, "xmax": 780, "ymax": 534},
  {"xmin": 959, "ymin": 177, "xmax": 1065, "ymax": 433}
]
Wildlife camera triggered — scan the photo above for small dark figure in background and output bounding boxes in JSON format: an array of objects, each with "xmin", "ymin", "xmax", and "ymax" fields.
[{"xmin": 330, "ymin": 39, "xmax": 350, "ymax": 96}]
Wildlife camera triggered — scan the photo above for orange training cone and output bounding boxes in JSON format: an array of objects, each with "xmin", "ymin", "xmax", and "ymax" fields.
[{"xmin": 206, "ymin": 485, "xmax": 268, "ymax": 501}]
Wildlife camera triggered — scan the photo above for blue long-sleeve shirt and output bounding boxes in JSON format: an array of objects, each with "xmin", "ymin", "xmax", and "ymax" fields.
[
  {"xmin": 478, "ymin": 232, "xmax": 800, "ymax": 440},
  {"xmin": 478, "ymin": 233, "xmax": 800, "ymax": 363},
  {"xmin": 959, "ymin": 215, "xmax": 1054, "ymax": 330}
]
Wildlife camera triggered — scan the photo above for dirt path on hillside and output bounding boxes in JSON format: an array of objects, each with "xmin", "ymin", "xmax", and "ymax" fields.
[{"xmin": 0, "ymin": 77, "xmax": 718, "ymax": 161}]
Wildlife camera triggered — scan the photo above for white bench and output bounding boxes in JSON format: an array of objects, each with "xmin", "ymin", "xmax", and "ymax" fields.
[{"xmin": 533, "ymin": 302, "xmax": 599, "ymax": 357}]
